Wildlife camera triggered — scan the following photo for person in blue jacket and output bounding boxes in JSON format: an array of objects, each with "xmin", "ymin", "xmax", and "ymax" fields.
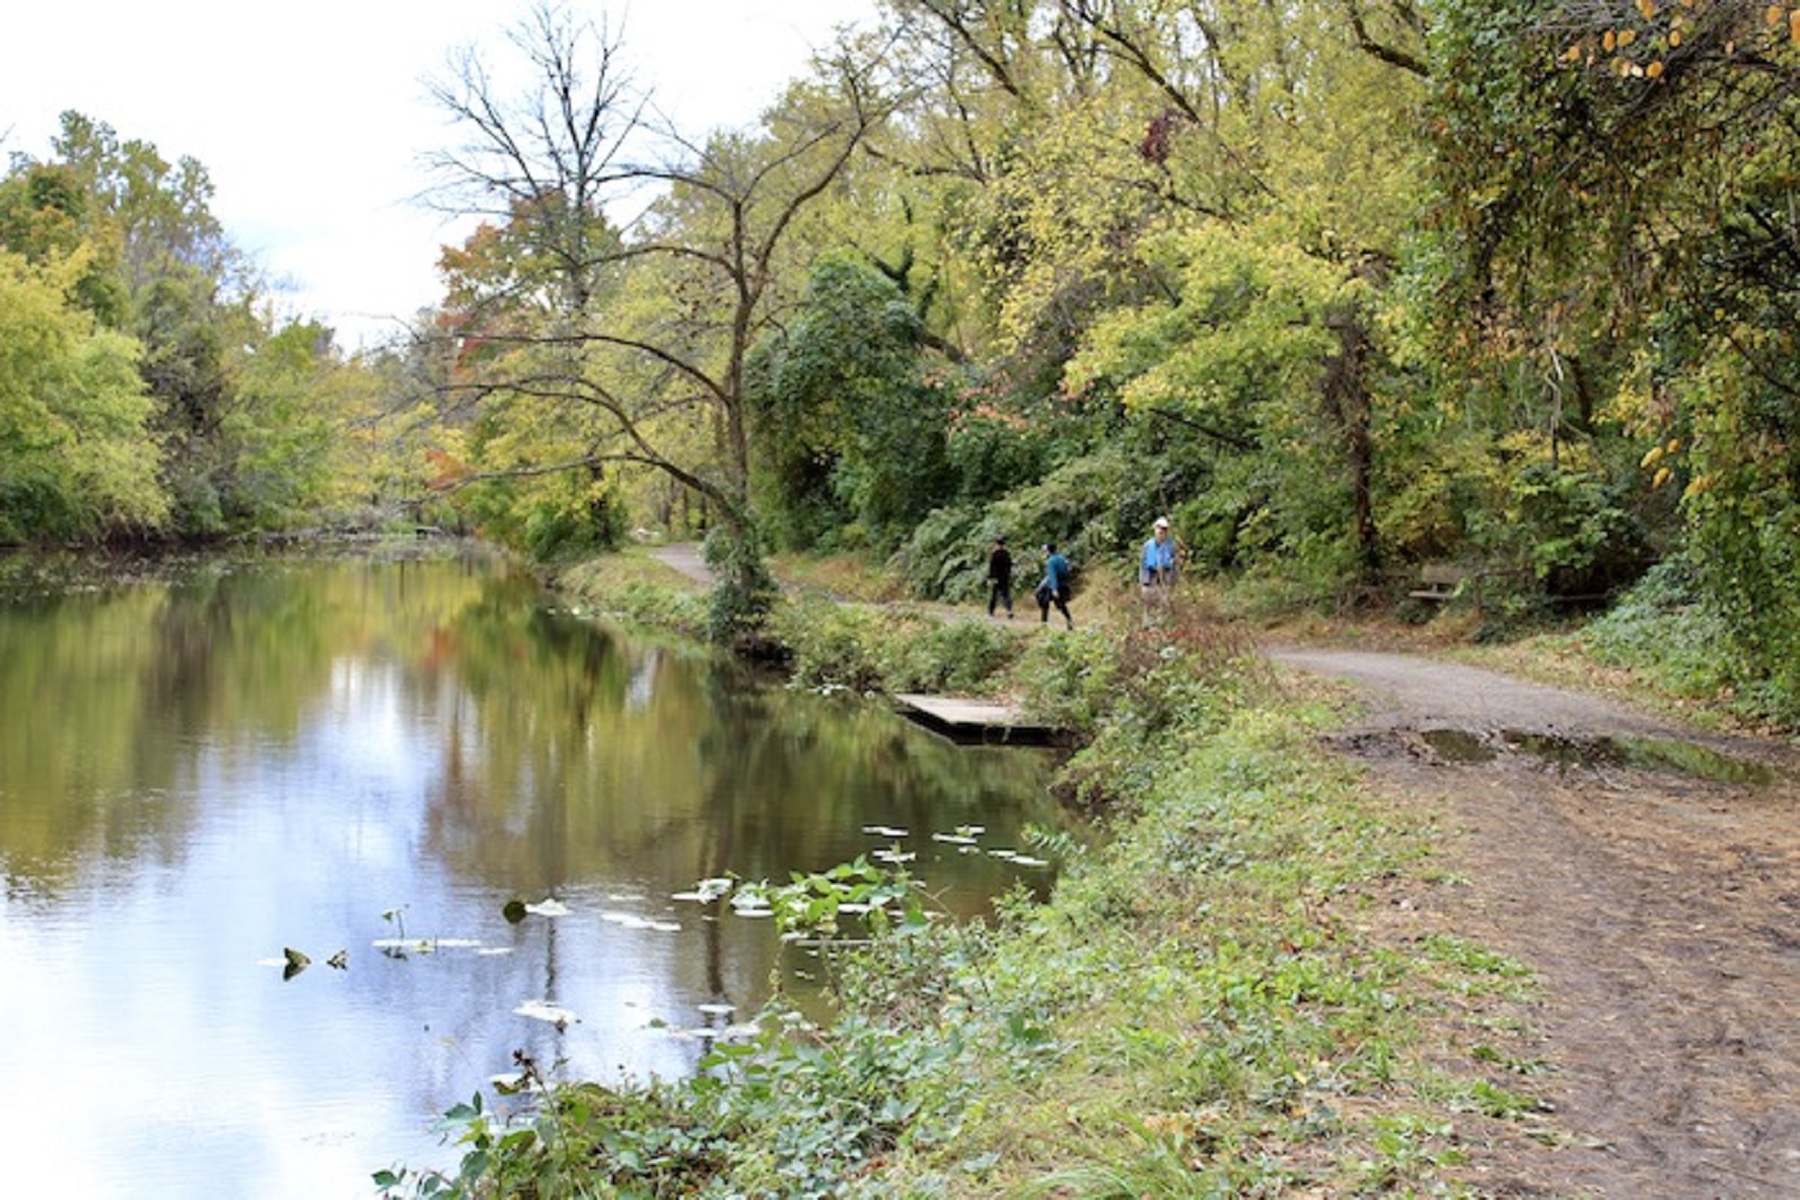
[
  {"xmin": 1139, "ymin": 515, "xmax": 1177, "ymax": 620},
  {"xmin": 1036, "ymin": 542, "xmax": 1073, "ymax": 629}
]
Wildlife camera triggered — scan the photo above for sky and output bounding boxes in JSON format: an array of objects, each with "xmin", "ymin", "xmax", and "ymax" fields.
[{"xmin": 0, "ymin": 1, "xmax": 877, "ymax": 349}]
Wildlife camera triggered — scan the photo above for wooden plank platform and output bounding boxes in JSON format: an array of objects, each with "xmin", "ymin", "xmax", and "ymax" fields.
[{"xmin": 893, "ymin": 694, "xmax": 1057, "ymax": 745}]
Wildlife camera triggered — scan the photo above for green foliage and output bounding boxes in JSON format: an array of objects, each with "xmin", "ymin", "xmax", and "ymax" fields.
[
  {"xmin": 1007, "ymin": 623, "xmax": 1122, "ymax": 738},
  {"xmin": 1578, "ymin": 555, "xmax": 1757, "ymax": 714},
  {"xmin": 460, "ymin": 466, "xmax": 626, "ymax": 564},
  {"xmin": 703, "ymin": 524, "xmax": 781, "ymax": 647},
  {"xmin": 889, "ymin": 618, "xmax": 1022, "ymax": 694},
  {"xmin": 769, "ymin": 595, "xmax": 1024, "ymax": 696},
  {"xmin": 1499, "ymin": 460, "xmax": 1649, "ymax": 599},
  {"xmin": 1406, "ymin": 0, "xmax": 1800, "ymax": 706},
  {"xmin": 893, "ymin": 448, "xmax": 1130, "ymax": 602},
  {"xmin": 943, "ymin": 406, "xmax": 1058, "ymax": 508},
  {"xmin": 0, "ymin": 111, "xmax": 413, "ymax": 544},
  {"xmin": 770, "ymin": 599, "xmax": 891, "ymax": 692},
  {"xmin": 219, "ymin": 321, "xmax": 371, "ymax": 530},
  {"xmin": 1044, "ymin": 597, "xmax": 1264, "ymax": 808},
  {"xmin": 889, "ymin": 505, "xmax": 988, "ymax": 602},
  {"xmin": 0, "ymin": 248, "xmax": 166, "ymax": 541},
  {"xmin": 750, "ymin": 254, "xmax": 954, "ymax": 552}
]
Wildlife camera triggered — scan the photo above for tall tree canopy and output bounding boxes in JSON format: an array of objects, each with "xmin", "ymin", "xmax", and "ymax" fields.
[
  {"xmin": 1, "ymin": 113, "xmax": 399, "ymax": 542},
  {"xmin": 423, "ymin": 1, "xmax": 884, "ymax": 635}
]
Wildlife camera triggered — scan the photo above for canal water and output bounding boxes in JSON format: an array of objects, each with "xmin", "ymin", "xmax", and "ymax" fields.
[{"xmin": 0, "ymin": 550, "xmax": 1070, "ymax": 1198}]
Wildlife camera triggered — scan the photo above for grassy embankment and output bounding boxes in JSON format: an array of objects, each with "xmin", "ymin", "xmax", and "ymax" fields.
[{"xmin": 394, "ymin": 547, "xmax": 1558, "ymax": 1197}]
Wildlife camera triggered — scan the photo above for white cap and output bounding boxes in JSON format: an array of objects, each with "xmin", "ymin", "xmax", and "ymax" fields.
[{"xmin": 1153, "ymin": 516, "xmax": 1169, "ymax": 528}]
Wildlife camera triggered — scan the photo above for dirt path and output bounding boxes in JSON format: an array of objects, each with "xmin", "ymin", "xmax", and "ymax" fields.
[
  {"xmin": 1269, "ymin": 647, "xmax": 1800, "ymax": 1198},
  {"xmin": 646, "ymin": 542, "xmax": 714, "ymax": 585}
]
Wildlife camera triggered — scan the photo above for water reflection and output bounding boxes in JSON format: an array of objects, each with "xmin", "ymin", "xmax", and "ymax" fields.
[{"xmin": 0, "ymin": 551, "xmax": 1071, "ymax": 1198}]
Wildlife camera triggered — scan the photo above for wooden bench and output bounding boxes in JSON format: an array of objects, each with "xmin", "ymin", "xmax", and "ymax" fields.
[{"xmin": 1409, "ymin": 563, "xmax": 1477, "ymax": 605}]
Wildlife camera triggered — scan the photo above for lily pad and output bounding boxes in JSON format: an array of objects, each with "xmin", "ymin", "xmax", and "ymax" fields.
[{"xmin": 514, "ymin": 999, "xmax": 578, "ymax": 1027}]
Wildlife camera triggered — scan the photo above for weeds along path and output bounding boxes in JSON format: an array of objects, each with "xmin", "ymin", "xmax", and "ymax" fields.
[{"xmin": 1270, "ymin": 646, "xmax": 1800, "ymax": 1198}]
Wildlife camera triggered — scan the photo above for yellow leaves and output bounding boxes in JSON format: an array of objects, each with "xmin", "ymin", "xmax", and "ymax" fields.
[
  {"xmin": 1768, "ymin": 5, "xmax": 1786, "ymax": 29},
  {"xmin": 1643, "ymin": 438, "xmax": 1683, "ymax": 488},
  {"xmin": 1637, "ymin": 0, "xmax": 1655, "ymax": 18},
  {"xmin": 1647, "ymin": 60, "xmax": 1666, "ymax": 79},
  {"xmin": 1792, "ymin": 8, "xmax": 1800, "ymax": 43}
]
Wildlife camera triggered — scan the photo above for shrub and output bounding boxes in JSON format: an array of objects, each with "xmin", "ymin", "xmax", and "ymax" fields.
[
  {"xmin": 882, "ymin": 619, "xmax": 1023, "ymax": 694},
  {"xmin": 769, "ymin": 599, "xmax": 890, "ymax": 692}
]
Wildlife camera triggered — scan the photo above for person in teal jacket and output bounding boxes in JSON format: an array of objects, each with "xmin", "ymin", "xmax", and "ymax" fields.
[{"xmin": 1036, "ymin": 543, "xmax": 1073, "ymax": 629}]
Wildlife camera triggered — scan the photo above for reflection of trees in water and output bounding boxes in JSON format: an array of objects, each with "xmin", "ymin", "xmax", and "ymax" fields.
[
  {"xmin": 0, "ymin": 554, "xmax": 1075, "ymax": 1130},
  {"xmin": 405, "ymin": 589, "xmax": 1071, "ymax": 1025},
  {"xmin": 0, "ymin": 556, "xmax": 507, "ymax": 890}
]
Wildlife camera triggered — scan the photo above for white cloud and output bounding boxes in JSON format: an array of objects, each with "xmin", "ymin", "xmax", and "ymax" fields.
[{"xmin": 0, "ymin": 1, "xmax": 875, "ymax": 349}]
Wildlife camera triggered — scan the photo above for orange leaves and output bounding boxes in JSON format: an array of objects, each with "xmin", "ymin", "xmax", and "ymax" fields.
[
  {"xmin": 1565, "ymin": 2, "xmax": 1800, "ymax": 84},
  {"xmin": 425, "ymin": 449, "xmax": 471, "ymax": 491}
]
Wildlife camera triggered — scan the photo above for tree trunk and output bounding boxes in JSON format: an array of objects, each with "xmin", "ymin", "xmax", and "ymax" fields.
[{"xmin": 1324, "ymin": 304, "xmax": 1380, "ymax": 580}]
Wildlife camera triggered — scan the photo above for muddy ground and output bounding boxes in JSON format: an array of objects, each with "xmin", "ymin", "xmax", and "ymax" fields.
[{"xmin": 1270, "ymin": 647, "xmax": 1800, "ymax": 1198}]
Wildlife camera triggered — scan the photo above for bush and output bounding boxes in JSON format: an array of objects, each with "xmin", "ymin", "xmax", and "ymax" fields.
[
  {"xmin": 1577, "ymin": 555, "xmax": 1739, "ymax": 704},
  {"xmin": 771, "ymin": 598, "xmax": 1024, "ymax": 696},
  {"xmin": 703, "ymin": 526, "xmax": 780, "ymax": 647},
  {"xmin": 890, "ymin": 505, "xmax": 987, "ymax": 603},
  {"xmin": 770, "ymin": 600, "xmax": 890, "ymax": 692},
  {"xmin": 883, "ymin": 619, "xmax": 1023, "ymax": 694},
  {"xmin": 893, "ymin": 447, "xmax": 1134, "ymax": 602}
]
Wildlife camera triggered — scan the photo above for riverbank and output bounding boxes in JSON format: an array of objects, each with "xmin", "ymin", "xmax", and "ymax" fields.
[{"xmin": 388, "ymin": 547, "xmax": 1798, "ymax": 1196}]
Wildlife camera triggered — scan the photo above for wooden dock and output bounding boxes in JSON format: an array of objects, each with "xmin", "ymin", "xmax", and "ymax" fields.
[{"xmin": 893, "ymin": 694, "xmax": 1057, "ymax": 745}]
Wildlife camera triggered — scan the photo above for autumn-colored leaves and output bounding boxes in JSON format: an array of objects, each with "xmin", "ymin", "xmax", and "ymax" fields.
[{"xmin": 1561, "ymin": 0, "xmax": 1800, "ymax": 81}]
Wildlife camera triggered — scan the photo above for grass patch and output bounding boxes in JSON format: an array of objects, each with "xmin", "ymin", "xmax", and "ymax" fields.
[{"xmin": 553, "ymin": 549, "xmax": 710, "ymax": 637}]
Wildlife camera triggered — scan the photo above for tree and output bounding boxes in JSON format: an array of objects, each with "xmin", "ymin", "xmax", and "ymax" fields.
[
  {"xmin": 868, "ymin": 0, "xmax": 1431, "ymax": 584},
  {"xmin": 749, "ymin": 252, "xmax": 954, "ymax": 551},
  {"xmin": 0, "ymin": 248, "xmax": 166, "ymax": 540},
  {"xmin": 1425, "ymin": 0, "xmax": 1800, "ymax": 694},
  {"xmin": 425, "ymin": 1, "xmax": 883, "ymax": 638},
  {"xmin": 13, "ymin": 112, "xmax": 258, "ymax": 534},
  {"xmin": 219, "ymin": 321, "xmax": 376, "ymax": 529}
]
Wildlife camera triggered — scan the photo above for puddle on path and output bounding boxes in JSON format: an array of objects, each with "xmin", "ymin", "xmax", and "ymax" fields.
[
  {"xmin": 1419, "ymin": 729, "xmax": 1498, "ymax": 765},
  {"xmin": 1413, "ymin": 728, "xmax": 1777, "ymax": 785}
]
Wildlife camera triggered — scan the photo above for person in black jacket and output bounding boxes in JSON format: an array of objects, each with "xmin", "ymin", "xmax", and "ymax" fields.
[{"xmin": 986, "ymin": 535, "xmax": 1014, "ymax": 618}]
